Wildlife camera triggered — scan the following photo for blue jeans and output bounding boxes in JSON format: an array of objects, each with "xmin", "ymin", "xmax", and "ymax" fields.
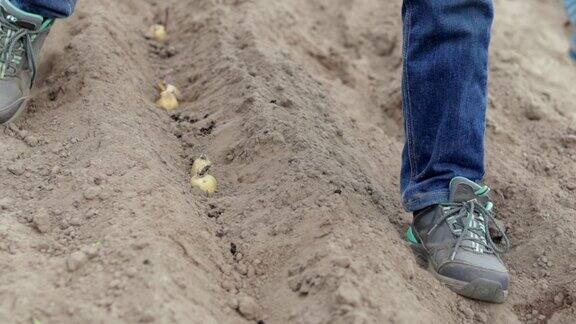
[
  {"xmin": 10, "ymin": 0, "xmax": 76, "ymax": 18},
  {"xmin": 564, "ymin": 0, "xmax": 576, "ymax": 59},
  {"xmin": 401, "ymin": 0, "xmax": 493, "ymax": 211}
]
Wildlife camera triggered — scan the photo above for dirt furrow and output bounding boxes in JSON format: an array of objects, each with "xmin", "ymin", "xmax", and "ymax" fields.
[
  {"xmin": 161, "ymin": 0, "xmax": 492, "ymax": 322},
  {"xmin": 159, "ymin": 0, "xmax": 576, "ymax": 322},
  {"xmin": 0, "ymin": 1, "xmax": 236, "ymax": 322}
]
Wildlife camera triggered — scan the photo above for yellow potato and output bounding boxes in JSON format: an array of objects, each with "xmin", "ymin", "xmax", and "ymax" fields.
[
  {"xmin": 156, "ymin": 82, "xmax": 181, "ymax": 110},
  {"xmin": 165, "ymin": 84, "xmax": 181, "ymax": 98},
  {"xmin": 146, "ymin": 24, "xmax": 167, "ymax": 42},
  {"xmin": 156, "ymin": 91, "xmax": 179, "ymax": 110},
  {"xmin": 191, "ymin": 174, "xmax": 218, "ymax": 196},
  {"xmin": 191, "ymin": 155, "xmax": 212, "ymax": 176}
]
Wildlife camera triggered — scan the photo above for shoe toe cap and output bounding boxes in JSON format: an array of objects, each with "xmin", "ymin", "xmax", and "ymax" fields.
[
  {"xmin": 0, "ymin": 81, "xmax": 26, "ymax": 124},
  {"xmin": 438, "ymin": 261, "xmax": 509, "ymax": 291},
  {"xmin": 0, "ymin": 97, "xmax": 26, "ymax": 124}
]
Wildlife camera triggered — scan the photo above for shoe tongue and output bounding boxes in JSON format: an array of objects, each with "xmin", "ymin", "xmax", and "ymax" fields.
[
  {"xmin": 0, "ymin": 0, "xmax": 43, "ymax": 30},
  {"xmin": 448, "ymin": 177, "xmax": 492, "ymax": 254},
  {"xmin": 449, "ymin": 177, "xmax": 487, "ymax": 203}
]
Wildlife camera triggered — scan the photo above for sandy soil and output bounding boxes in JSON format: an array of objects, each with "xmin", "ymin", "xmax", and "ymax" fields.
[{"xmin": 0, "ymin": 0, "xmax": 575, "ymax": 323}]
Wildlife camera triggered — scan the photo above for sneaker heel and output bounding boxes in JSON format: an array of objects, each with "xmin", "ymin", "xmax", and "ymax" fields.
[
  {"xmin": 409, "ymin": 244, "xmax": 428, "ymax": 268},
  {"xmin": 406, "ymin": 226, "xmax": 428, "ymax": 267}
]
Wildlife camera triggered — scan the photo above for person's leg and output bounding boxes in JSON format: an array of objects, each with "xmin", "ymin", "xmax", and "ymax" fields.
[
  {"xmin": 563, "ymin": 0, "xmax": 576, "ymax": 59},
  {"xmin": 402, "ymin": 0, "xmax": 510, "ymax": 304},
  {"xmin": 401, "ymin": 0, "xmax": 493, "ymax": 212},
  {"xmin": 10, "ymin": 0, "xmax": 76, "ymax": 18}
]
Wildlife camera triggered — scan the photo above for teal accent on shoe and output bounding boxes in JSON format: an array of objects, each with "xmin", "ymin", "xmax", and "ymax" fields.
[
  {"xmin": 406, "ymin": 226, "xmax": 419, "ymax": 244},
  {"xmin": 485, "ymin": 201, "xmax": 493, "ymax": 212},
  {"xmin": 1, "ymin": 0, "xmax": 43, "ymax": 22},
  {"xmin": 40, "ymin": 19, "xmax": 54, "ymax": 31},
  {"xmin": 474, "ymin": 185, "xmax": 490, "ymax": 197}
]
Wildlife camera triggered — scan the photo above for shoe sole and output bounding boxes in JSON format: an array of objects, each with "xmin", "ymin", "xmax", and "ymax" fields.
[
  {"xmin": 408, "ymin": 237, "xmax": 507, "ymax": 304},
  {"xmin": 1, "ymin": 97, "xmax": 28, "ymax": 125}
]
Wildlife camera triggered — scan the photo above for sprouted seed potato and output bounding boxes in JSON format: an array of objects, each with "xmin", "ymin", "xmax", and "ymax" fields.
[
  {"xmin": 146, "ymin": 24, "xmax": 167, "ymax": 42},
  {"xmin": 156, "ymin": 82, "xmax": 181, "ymax": 110},
  {"xmin": 191, "ymin": 174, "xmax": 218, "ymax": 196},
  {"xmin": 191, "ymin": 155, "xmax": 212, "ymax": 176}
]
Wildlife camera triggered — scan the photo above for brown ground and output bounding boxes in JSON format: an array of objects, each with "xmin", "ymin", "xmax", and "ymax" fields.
[{"xmin": 0, "ymin": 0, "xmax": 575, "ymax": 323}]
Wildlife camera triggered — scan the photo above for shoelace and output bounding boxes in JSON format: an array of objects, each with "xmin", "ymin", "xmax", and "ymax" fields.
[
  {"xmin": 427, "ymin": 186, "xmax": 510, "ymax": 261},
  {"xmin": 0, "ymin": 14, "xmax": 47, "ymax": 86}
]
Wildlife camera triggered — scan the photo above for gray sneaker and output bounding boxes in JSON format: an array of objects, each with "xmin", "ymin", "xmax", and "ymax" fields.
[
  {"xmin": 406, "ymin": 177, "xmax": 510, "ymax": 303},
  {"xmin": 0, "ymin": 0, "xmax": 53, "ymax": 124}
]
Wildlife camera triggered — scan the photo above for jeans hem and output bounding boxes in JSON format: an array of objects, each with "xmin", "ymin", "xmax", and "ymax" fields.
[{"xmin": 402, "ymin": 189, "xmax": 450, "ymax": 212}]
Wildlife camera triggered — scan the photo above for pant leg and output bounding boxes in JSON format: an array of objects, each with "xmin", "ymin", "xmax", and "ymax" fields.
[
  {"xmin": 10, "ymin": 0, "xmax": 76, "ymax": 18},
  {"xmin": 400, "ymin": 0, "xmax": 494, "ymax": 212},
  {"xmin": 564, "ymin": 0, "xmax": 576, "ymax": 25},
  {"xmin": 564, "ymin": 0, "xmax": 576, "ymax": 58}
]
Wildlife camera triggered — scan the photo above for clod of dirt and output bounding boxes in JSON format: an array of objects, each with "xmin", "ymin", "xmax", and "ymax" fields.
[
  {"xmin": 207, "ymin": 206, "xmax": 223, "ymax": 219},
  {"xmin": 332, "ymin": 256, "xmax": 351, "ymax": 268},
  {"xmin": 66, "ymin": 251, "xmax": 88, "ymax": 272},
  {"xmin": 336, "ymin": 282, "xmax": 362, "ymax": 307},
  {"xmin": 159, "ymin": 46, "xmax": 178, "ymax": 58},
  {"xmin": 523, "ymin": 97, "xmax": 546, "ymax": 121},
  {"xmin": 288, "ymin": 277, "xmax": 302, "ymax": 293},
  {"xmin": 85, "ymin": 209, "xmax": 99, "ymax": 219},
  {"xmin": 560, "ymin": 134, "xmax": 576, "ymax": 148},
  {"xmin": 457, "ymin": 301, "xmax": 475, "ymax": 319},
  {"xmin": 337, "ymin": 310, "xmax": 370, "ymax": 324},
  {"xmin": 553, "ymin": 292, "xmax": 566, "ymax": 306},
  {"xmin": 221, "ymin": 280, "xmax": 235, "ymax": 293},
  {"xmin": 235, "ymin": 263, "xmax": 248, "ymax": 275},
  {"xmin": 371, "ymin": 32, "xmax": 397, "ymax": 57},
  {"xmin": 50, "ymin": 165, "xmax": 60, "ymax": 175},
  {"xmin": 7, "ymin": 164, "xmax": 25, "ymax": 176},
  {"xmin": 227, "ymin": 297, "xmax": 239, "ymax": 310},
  {"xmin": 82, "ymin": 242, "xmax": 101, "ymax": 259},
  {"xmin": 24, "ymin": 135, "xmax": 40, "ymax": 147},
  {"xmin": 69, "ymin": 215, "xmax": 83, "ymax": 227},
  {"xmin": 0, "ymin": 197, "xmax": 13, "ymax": 211},
  {"xmin": 216, "ymin": 228, "xmax": 227, "ymax": 238},
  {"xmin": 237, "ymin": 295, "xmax": 261, "ymax": 321},
  {"xmin": 83, "ymin": 186, "xmax": 102, "ymax": 200},
  {"xmin": 125, "ymin": 267, "xmax": 138, "ymax": 278},
  {"xmin": 32, "ymin": 208, "xmax": 51, "ymax": 234},
  {"xmin": 475, "ymin": 312, "xmax": 488, "ymax": 323}
]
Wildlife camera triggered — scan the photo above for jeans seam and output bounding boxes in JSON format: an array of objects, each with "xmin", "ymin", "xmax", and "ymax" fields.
[
  {"xmin": 403, "ymin": 189, "xmax": 450, "ymax": 211},
  {"xmin": 405, "ymin": 190, "xmax": 450, "ymax": 204},
  {"xmin": 402, "ymin": 6, "xmax": 417, "ymax": 184},
  {"xmin": 480, "ymin": 13, "xmax": 492, "ymax": 176}
]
